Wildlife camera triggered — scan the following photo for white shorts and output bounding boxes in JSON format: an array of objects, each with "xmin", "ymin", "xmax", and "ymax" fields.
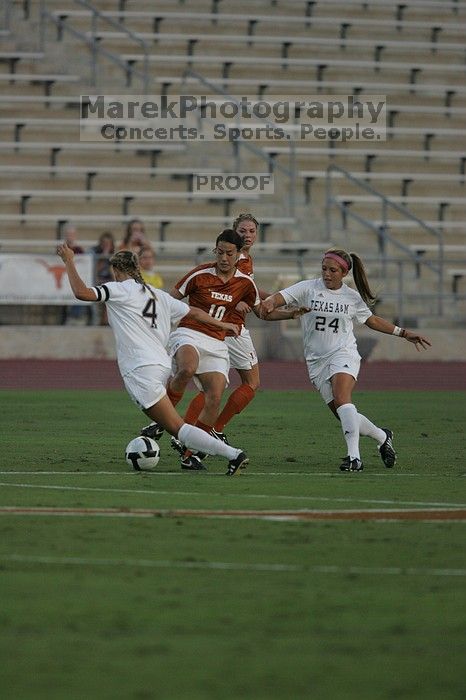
[
  {"xmin": 123, "ymin": 364, "xmax": 171, "ymax": 410},
  {"xmin": 307, "ymin": 350, "xmax": 361, "ymax": 405},
  {"xmin": 169, "ymin": 327, "xmax": 230, "ymax": 387},
  {"xmin": 225, "ymin": 327, "xmax": 258, "ymax": 370}
]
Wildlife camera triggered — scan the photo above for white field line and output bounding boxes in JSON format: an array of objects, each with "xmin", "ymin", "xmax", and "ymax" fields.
[
  {"xmin": 0, "ymin": 481, "xmax": 465, "ymax": 509},
  {"xmin": 0, "ymin": 470, "xmax": 456, "ymax": 478},
  {"xmin": 1, "ymin": 554, "xmax": 465, "ymax": 578}
]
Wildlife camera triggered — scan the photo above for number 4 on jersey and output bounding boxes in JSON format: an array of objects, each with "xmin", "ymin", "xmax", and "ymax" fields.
[{"xmin": 142, "ymin": 298, "xmax": 157, "ymax": 328}]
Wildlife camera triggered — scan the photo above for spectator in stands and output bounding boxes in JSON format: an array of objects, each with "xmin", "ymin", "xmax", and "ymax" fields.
[
  {"xmin": 91, "ymin": 231, "xmax": 115, "ymax": 325},
  {"xmin": 62, "ymin": 224, "xmax": 83, "ymax": 252},
  {"xmin": 261, "ymin": 248, "xmax": 432, "ymax": 473},
  {"xmin": 61, "ymin": 224, "xmax": 88, "ymax": 325},
  {"xmin": 92, "ymin": 231, "xmax": 115, "ymax": 284},
  {"xmin": 138, "ymin": 245, "xmax": 164, "ymax": 290},
  {"xmin": 118, "ymin": 218, "xmax": 147, "ymax": 256}
]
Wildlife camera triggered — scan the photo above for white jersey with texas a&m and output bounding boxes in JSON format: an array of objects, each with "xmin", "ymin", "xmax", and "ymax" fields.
[{"xmin": 281, "ymin": 277, "xmax": 372, "ymax": 364}]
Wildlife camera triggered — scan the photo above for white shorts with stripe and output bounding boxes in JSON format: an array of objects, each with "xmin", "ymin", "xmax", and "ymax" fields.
[
  {"xmin": 123, "ymin": 364, "xmax": 172, "ymax": 410},
  {"xmin": 168, "ymin": 328, "xmax": 230, "ymax": 386},
  {"xmin": 225, "ymin": 327, "xmax": 258, "ymax": 370},
  {"xmin": 307, "ymin": 349, "xmax": 361, "ymax": 405}
]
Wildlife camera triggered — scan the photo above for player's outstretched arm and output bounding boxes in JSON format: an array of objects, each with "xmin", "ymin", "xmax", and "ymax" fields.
[
  {"xmin": 258, "ymin": 287, "xmax": 271, "ymax": 300},
  {"xmin": 365, "ymin": 315, "xmax": 431, "ymax": 352},
  {"xmin": 57, "ymin": 242, "xmax": 97, "ymax": 302},
  {"xmin": 256, "ymin": 304, "xmax": 311, "ymax": 321},
  {"xmin": 259, "ymin": 292, "xmax": 287, "ymax": 318},
  {"xmin": 186, "ymin": 306, "xmax": 240, "ymax": 336}
]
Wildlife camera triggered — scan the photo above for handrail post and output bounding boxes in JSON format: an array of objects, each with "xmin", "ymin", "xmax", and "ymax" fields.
[
  {"xmin": 177, "ymin": 69, "xmax": 296, "ymax": 238},
  {"xmin": 90, "ymin": 9, "xmax": 97, "ymax": 87},
  {"xmin": 232, "ymin": 139, "xmax": 240, "ymax": 174},
  {"xmin": 380, "ymin": 197, "xmax": 388, "ymax": 276},
  {"xmin": 39, "ymin": 0, "xmax": 45, "ymax": 51},
  {"xmin": 325, "ymin": 166, "xmax": 333, "ymax": 241},
  {"xmin": 68, "ymin": 0, "xmax": 152, "ymax": 93},
  {"xmin": 288, "ymin": 140, "xmax": 296, "ymax": 218},
  {"xmin": 323, "ymin": 163, "xmax": 450, "ymax": 322},
  {"xmin": 3, "ymin": 0, "xmax": 11, "ymax": 31},
  {"xmin": 397, "ymin": 259, "xmax": 404, "ymax": 326},
  {"xmin": 142, "ymin": 50, "xmax": 149, "ymax": 94},
  {"xmin": 438, "ymin": 232, "xmax": 444, "ymax": 316}
]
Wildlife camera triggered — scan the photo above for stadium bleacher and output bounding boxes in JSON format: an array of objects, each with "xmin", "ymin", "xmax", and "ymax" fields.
[{"xmin": 1, "ymin": 0, "xmax": 466, "ymax": 325}]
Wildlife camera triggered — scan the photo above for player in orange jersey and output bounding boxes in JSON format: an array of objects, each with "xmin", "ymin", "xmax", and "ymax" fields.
[
  {"xmin": 180, "ymin": 213, "xmax": 267, "ymax": 445},
  {"xmin": 142, "ymin": 228, "xmax": 307, "ymax": 470}
]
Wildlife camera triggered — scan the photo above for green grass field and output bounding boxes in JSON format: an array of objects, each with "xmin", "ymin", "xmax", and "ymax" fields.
[{"xmin": 0, "ymin": 389, "xmax": 465, "ymax": 700}]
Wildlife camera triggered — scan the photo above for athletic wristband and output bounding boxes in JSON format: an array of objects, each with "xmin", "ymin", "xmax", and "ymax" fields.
[{"xmin": 392, "ymin": 326, "xmax": 406, "ymax": 337}]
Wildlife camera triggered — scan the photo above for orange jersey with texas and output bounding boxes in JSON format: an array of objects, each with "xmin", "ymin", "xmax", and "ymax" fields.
[
  {"xmin": 187, "ymin": 254, "xmax": 255, "ymax": 329},
  {"xmin": 175, "ymin": 263, "xmax": 260, "ymax": 340}
]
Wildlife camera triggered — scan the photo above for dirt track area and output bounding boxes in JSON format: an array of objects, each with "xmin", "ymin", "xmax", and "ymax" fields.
[
  {"xmin": 0, "ymin": 506, "xmax": 465, "ymax": 522},
  {"xmin": 0, "ymin": 360, "xmax": 465, "ymax": 390}
]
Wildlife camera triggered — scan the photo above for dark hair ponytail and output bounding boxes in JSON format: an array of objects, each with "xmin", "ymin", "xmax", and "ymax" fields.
[
  {"xmin": 216, "ymin": 228, "xmax": 243, "ymax": 251},
  {"xmin": 324, "ymin": 248, "xmax": 377, "ymax": 307},
  {"xmin": 350, "ymin": 252, "xmax": 377, "ymax": 307}
]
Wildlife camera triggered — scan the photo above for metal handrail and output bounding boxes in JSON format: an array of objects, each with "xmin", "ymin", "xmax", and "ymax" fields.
[
  {"xmin": 39, "ymin": 0, "xmax": 150, "ymax": 92},
  {"xmin": 325, "ymin": 163, "xmax": 445, "ymax": 315},
  {"xmin": 0, "ymin": 246, "xmax": 463, "ymax": 324},
  {"xmin": 181, "ymin": 68, "xmax": 298, "ymax": 221}
]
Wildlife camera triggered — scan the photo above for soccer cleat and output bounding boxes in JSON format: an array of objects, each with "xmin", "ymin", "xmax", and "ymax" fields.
[
  {"xmin": 339, "ymin": 456, "xmax": 364, "ymax": 472},
  {"xmin": 170, "ymin": 435, "xmax": 186, "ymax": 456},
  {"xmin": 379, "ymin": 428, "xmax": 397, "ymax": 468},
  {"xmin": 210, "ymin": 428, "xmax": 229, "ymax": 444},
  {"xmin": 172, "ymin": 437, "xmax": 207, "ymax": 461},
  {"xmin": 226, "ymin": 450, "xmax": 249, "ymax": 476},
  {"xmin": 181, "ymin": 455, "xmax": 207, "ymax": 471},
  {"xmin": 140, "ymin": 422, "xmax": 164, "ymax": 441},
  {"xmin": 339, "ymin": 456, "xmax": 351, "ymax": 471}
]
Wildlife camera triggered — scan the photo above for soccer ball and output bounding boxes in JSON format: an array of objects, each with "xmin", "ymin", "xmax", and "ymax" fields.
[{"xmin": 125, "ymin": 436, "xmax": 160, "ymax": 471}]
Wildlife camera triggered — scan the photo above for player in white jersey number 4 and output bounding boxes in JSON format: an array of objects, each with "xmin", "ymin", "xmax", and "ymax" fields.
[
  {"xmin": 57, "ymin": 243, "xmax": 249, "ymax": 475},
  {"xmin": 262, "ymin": 248, "xmax": 431, "ymax": 472}
]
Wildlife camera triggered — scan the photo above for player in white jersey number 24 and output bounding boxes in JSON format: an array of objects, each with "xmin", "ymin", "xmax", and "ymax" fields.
[
  {"xmin": 262, "ymin": 247, "xmax": 431, "ymax": 473},
  {"xmin": 57, "ymin": 243, "xmax": 249, "ymax": 475}
]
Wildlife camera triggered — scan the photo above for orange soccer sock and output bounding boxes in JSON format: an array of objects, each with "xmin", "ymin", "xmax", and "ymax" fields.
[
  {"xmin": 195, "ymin": 420, "xmax": 212, "ymax": 434},
  {"xmin": 184, "ymin": 392, "xmax": 205, "ymax": 425},
  {"xmin": 167, "ymin": 386, "xmax": 184, "ymax": 407},
  {"xmin": 214, "ymin": 384, "xmax": 255, "ymax": 432}
]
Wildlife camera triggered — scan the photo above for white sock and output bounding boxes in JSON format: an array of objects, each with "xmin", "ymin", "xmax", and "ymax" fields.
[
  {"xmin": 178, "ymin": 423, "xmax": 240, "ymax": 461},
  {"xmin": 358, "ymin": 413, "xmax": 386, "ymax": 446},
  {"xmin": 336, "ymin": 403, "xmax": 360, "ymax": 460}
]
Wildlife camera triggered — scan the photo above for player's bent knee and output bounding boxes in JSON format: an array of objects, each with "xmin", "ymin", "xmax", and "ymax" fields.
[
  {"xmin": 204, "ymin": 391, "xmax": 223, "ymax": 410},
  {"xmin": 175, "ymin": 367, "xmax": 196, "ymax": 383},
  {"xmin": 333, "ymin": 397, "xmax": 350, "ymax": 409}
]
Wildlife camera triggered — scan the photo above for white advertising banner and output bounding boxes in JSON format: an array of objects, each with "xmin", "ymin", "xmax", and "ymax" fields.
[{"xmin": 0, "ymin": 253, "xmax": 94, "ymax": 305}]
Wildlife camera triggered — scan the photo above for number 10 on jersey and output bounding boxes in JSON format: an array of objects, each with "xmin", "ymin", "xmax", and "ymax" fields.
[{"xmin": 209, "ymin": 304, "xmax": 226, "ymax": 320}]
